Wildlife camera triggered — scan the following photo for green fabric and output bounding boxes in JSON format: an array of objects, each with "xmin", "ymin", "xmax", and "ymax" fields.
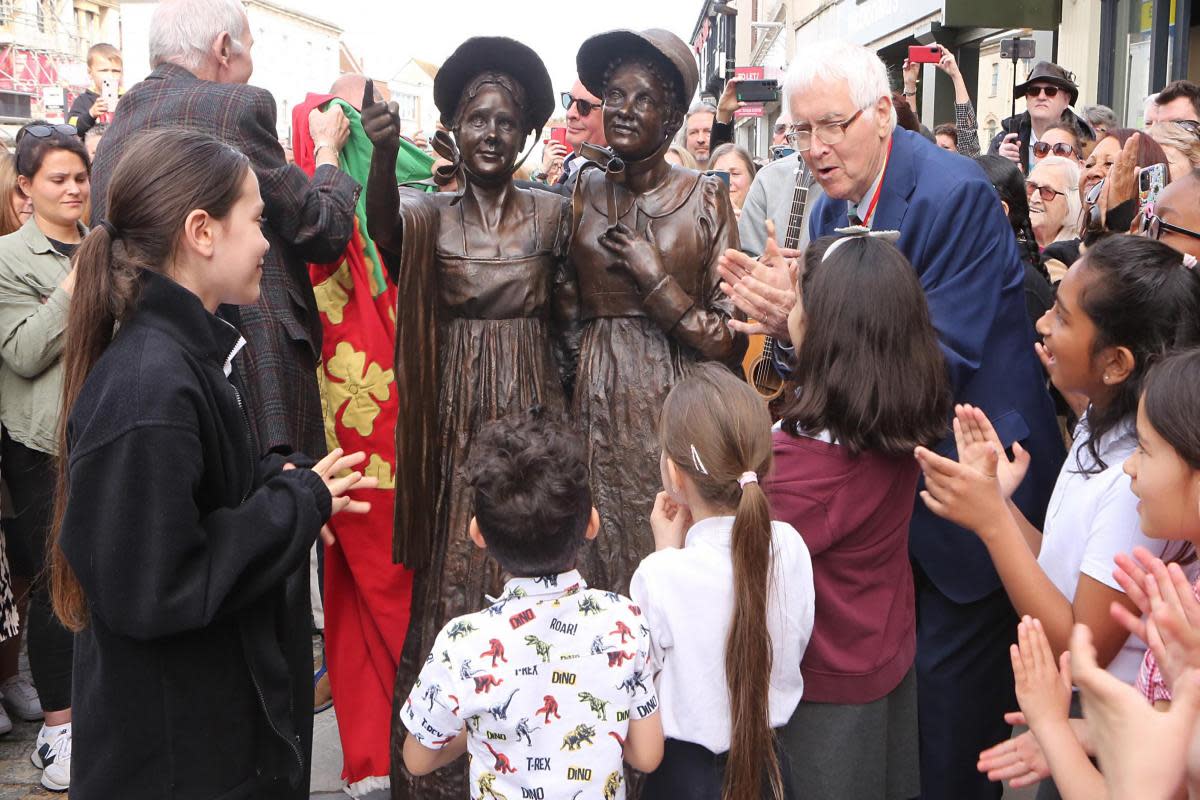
[{"xmin": 326, "ymin": 98, "xmax": 435, "ymax": 295}]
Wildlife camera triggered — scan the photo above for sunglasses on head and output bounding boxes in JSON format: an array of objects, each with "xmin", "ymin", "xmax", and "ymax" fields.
[
  {"xmin": 561, "ymin": 92, "xmax": 598, "ymax": 116},
  {"xmin": 1025, "ymin": 85, "xmax": 1061, "ymax": 99},
  {"xmin": 19, "ymin": 123, "xmax": 76, "ymax": 141},
  {"xmin": 1033, "ymin": 141, "xmax": 1078, "ymax": 159}
]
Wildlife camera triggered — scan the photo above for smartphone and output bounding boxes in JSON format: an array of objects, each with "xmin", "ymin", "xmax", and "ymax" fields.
[
  {"xmin": 735, "ymin": 79, "xmax": 780, "ymax": 103},
  {"xmin": 908, "ymin": 45, "xmax": 942, "ymax": 64},
  {"xmin": 101, "ymin": 75, "xmax": 118, "ymax": 109},
  {"xmin": 770, "ymin": 145, "xmax": 795, "ymax": 161},
  {"xmin": 548, "ymin": 126, "xmax": 568, "ymax": 151},
  {"xmin": 1139, "ymin": 163, "xmax": 1168, "ymax": 211},
  {"xmin": 706, "ymin": 170, "xmax": 731, "ymax": 187}
]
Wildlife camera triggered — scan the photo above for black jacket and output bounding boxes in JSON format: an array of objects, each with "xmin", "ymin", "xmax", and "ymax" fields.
[
  {"xmin": 987, "ymin": 108, "xmax": 1095, "ymax": 171},
  {"xmin": 67, "ymin": 89, "xmax": 100, "ymax": 138},
  {"xmin": 59, "ymin": 271, "xmax": 331, "ymax": 799}
]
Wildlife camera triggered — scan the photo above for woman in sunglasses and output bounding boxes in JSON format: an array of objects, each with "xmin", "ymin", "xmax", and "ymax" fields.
[
  {"xmin": 1032, "ymin": 121, "xmax": 1086, "ymax": 167},
  {"xmin": 1026, "ymin": 155, "xmax": 1082, "ymax": 250},
  {"xmin": 0, "ymin": 120, "xmax": 89, "ymax": 791}
]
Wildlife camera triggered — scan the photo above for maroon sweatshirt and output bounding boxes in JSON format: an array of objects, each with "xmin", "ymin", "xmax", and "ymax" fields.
[{"xmin": 767, "ymin": 430, "xmax": 919, "ymax": 704}]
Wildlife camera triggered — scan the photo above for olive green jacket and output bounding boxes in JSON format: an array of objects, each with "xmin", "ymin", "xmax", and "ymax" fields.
[{"xmin": 0, "ymin": 216, "xmax": 81, "ymax": 455}]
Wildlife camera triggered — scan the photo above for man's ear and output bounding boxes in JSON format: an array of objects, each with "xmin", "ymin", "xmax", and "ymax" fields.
[
  {"xmin": 212, "ymin": 31, "xmax": 234, "ymax": 68},
  {"xmin": 469, "ymin": 517, "xmax": 487, "ymax": 550},
  {"xmin": 584, "ymin": 507, "xmax": 600, "ymax": 541}
]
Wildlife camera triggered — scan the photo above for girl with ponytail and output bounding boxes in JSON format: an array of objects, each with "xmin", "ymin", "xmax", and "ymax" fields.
[
  {"xmin": 769, "ymin": 232, "xmax": 951, "ymax": 799},
  {"xmin": 50, "ymin": 128, "xmax": 375, "ymax": 799},
  {"xmin": 631, "ymin": 362, "xmax": 814, "ymax": 800}
]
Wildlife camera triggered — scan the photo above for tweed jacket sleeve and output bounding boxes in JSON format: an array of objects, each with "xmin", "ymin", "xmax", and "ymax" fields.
[{"xmin": 232, "ymin": 89, "xmax": 360, "ymax": 264}]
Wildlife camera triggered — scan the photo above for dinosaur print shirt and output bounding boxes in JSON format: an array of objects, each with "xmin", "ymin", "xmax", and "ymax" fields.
[{"xmin": 402, "ymin": 569, "xmax": 659, "ymax": 800}]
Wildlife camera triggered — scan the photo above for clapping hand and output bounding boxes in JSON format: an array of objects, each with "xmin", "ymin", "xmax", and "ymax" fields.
[
  {"xmin": 952, "ymin": 404, "xmax": 1030, "ymax": 500},
  {"xmin": 1012, "ymin": 616, "xmax": 1073, "ymax": 730},
  {"xmin": 285, "ymin": 448, "xmax": 377, "ymax": 547},
  {"xmin": 977, "ymin": 713, "xmax": 1052, "ymax": 788},
  {"xmin": 717, "ymin": 219, "xmax": 799, "ymax": 341},
  {"xmin": 1112, "ymin": 547, "xmax": 1200, "ymax": 694},
  {"xmin": 915, "ymin": 435, "xmax": 1010, "ymax": 538},
  {"xmin": 360, "ymin": 78, "xmax": 401, "ymax": 154}
]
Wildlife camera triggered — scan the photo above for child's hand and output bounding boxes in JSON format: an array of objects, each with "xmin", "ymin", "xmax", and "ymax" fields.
[
  {"xmin": 977, "ymin": 714, "xmax": 1051, "ymax": 788},
  {"xmin": 953, "ymin": 404, "xmax": 1029, "ymax": 500},
  {"xmin": 650, "ymin": 491, "xmax": 691, "ymax": 551},
  {"xmin": 1072, "ymin": 622, "xmax": 1200, "ymax": 799},
  {"xmin": 1011, "ymin": 616, "xmax": 1072, "ymax": 731},
  {"xmin": 286, "ymin": 448, "xmax": 377, "ymax": 547},
  {"xmin": 914, "ymin": 442, "xmax": 1009, "ymax": 538}
]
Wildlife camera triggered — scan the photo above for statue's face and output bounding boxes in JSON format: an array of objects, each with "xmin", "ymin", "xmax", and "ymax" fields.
[
  {"xmin": 602, "ymin": 61, "xmax": 672, "ymax": 161},
  {"xmin": 456, "ymin": 84, "xmax": 526, "ymax": 183}
]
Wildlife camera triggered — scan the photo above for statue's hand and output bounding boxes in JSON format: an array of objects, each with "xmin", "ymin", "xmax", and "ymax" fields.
[
  {"xmin": 598, "ymin": 223, "xmax": 667, "ymax": 293},
  {"xmin": 361, "ymin": 78, "xmax": 401, "ymax": 154}
]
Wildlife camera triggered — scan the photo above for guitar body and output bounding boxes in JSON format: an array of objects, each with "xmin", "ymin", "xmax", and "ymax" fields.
[
  {"xmin": 740, "ymin": 160, "xmax": 813, "ymax": 407},
  {"xmin": 743, "ymin": 332, "xmax": 784, "ymax": 400}
]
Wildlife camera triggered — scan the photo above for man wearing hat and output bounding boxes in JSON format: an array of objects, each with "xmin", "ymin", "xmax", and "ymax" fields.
[
  {"xmin": 569, "ymin": 29, "xmax": 743, "ymax": 597},
  {"xmin": 989, "ymin": 60, "xmax": 1094, "ymax": 173}
]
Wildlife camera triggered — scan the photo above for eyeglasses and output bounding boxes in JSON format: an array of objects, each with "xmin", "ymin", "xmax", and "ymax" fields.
[
  {"xmin": 1025, "ymin": 85, "xmax": 1061, "ymax": 99},
  {"xmin": 784, "ymin": 108, "xmax": 865, "ymax": 152},
  {"xmin": 1143, "ymin": 212, "xmax": 1200, "ymax": 242},
  {"xmin": 19, "ymin": 123, "xmax": 76, "ymax": 141},
  {"xmin": 1026, "ymin": 180, "xmax": 1066, "ymax": 202},
  {"xmin": 561, "ymin": 92, "xmax": 598, "ymax": 116},
  {"xmin": 1033, "ymin": 141, "xmax": 1078, "ymax": 159}
]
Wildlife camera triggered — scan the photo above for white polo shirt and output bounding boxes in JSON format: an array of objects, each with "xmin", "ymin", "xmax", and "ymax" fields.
[
  {"xmin": 1038, "ymin": 415, "xmax": 1175, "ymax": 683},
  {"xmin": 630, "ymin": 516, "xmax": 815, "ymax": 752}
]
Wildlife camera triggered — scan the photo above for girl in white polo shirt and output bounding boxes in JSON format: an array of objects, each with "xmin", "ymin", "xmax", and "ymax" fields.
[
  {"xmin": 916, "ymin": 234, "xmax": 1199, "ymax": 688},
  {"xmin": 631, "ymin": 363, "xmax": 815, "ymax": 800}
]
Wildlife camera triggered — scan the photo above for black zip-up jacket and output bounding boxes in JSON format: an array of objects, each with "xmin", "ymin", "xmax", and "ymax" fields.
[
  {"xmin": 59, "ymin": 270, "xmax": 331, "ymax": 799},
  {"xmin": 67, "ymin": 89, "xmax": 100, "ymax": 138}
]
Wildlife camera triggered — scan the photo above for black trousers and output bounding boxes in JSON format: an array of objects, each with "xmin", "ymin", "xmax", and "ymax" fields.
[
  {"xmin": 2, "ymin": 431, "xmax": 73, "ymax": 712},
  {"xmin": 643, "ymin": 734, "xmax": 797, "ymax": 800},
  {"xmin": 914, "ymin": 564, "xmax": 1018, "ymax": 800}
]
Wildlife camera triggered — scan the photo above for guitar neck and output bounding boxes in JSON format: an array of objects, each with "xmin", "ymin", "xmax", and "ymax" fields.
[{"xmin": 781, "ymin": 164, "xmax": 810, "ymax": 251}]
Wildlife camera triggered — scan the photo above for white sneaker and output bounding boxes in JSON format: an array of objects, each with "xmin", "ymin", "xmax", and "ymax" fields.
[
  {"xmin": 31, "ymin": 723, "xmax": 70, "ymax": 791},
  {"xmin": 0, "ymin": 702, "xmax": 12, "ymax": 735},
  {"xmin": 0, "ymin": 676, "xmax": 43, "ymax": 721}
]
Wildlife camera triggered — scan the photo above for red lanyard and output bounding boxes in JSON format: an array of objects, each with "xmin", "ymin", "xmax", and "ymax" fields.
[{"xmin": 858, "ymin": 136, "xmax": 893, "ymax": 228}]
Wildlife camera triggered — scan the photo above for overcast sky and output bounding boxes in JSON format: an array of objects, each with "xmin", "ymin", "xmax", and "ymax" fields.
[{"xmin": 296, "ymin": 0, "xmax": 704, "ymax": 90}]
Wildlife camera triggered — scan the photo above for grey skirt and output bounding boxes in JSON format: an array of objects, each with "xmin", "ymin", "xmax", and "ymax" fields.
[{"xmin": 780, "ymin": 666, "xmax": 920, "ymax": 800}]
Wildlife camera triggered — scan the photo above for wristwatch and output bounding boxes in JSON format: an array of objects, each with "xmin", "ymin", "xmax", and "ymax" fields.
[{"xmin": 532, "ymin": 169, "xmax": 549, "ymax": 182}]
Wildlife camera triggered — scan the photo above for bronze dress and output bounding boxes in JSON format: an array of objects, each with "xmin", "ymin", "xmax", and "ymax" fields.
[
  {"xmin": 570, "ymin": 166, "xmax": 743, "ymax": 595},
  {"xmin": 386, "ymin": 186, "xmax": 571, "ymax": 800}
]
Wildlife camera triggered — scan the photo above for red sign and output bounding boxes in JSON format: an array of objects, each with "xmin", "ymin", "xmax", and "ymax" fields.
[{"xmin": 734, "ymin": 65, "xmax": 765, "ymax": 118}]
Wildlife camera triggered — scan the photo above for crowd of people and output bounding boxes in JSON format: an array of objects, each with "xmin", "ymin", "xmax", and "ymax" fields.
[{"xmin": 0, "ymin": 1, "xmax": 1195, "ymax": 799}]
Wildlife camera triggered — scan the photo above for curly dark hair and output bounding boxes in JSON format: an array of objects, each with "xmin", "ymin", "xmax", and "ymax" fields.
[{"xmin": 467, "ymin": 409, "xmax": 593, "ymax": 576}]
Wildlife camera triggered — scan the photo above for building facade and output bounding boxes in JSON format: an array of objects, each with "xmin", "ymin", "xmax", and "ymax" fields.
[{"xmin": 389, "ymin": 57, "xmax": 436, "ymax": 141}]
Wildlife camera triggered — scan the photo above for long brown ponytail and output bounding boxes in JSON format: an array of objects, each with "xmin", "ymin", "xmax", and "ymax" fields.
[
  {"xmin": 51, "ymin": 128, "xmax": 251, "ymax": 630},
  {"xmin": 659, "ymin": 363, "xmax": 783, "ymax": 800}
]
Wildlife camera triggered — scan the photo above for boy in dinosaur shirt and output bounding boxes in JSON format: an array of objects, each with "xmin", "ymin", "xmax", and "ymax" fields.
[{"xmin": 400, "ymin": 413, "xmax": 663, "ymax": 799}]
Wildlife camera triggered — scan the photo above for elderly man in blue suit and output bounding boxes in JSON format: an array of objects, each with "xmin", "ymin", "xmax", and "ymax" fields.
[{"xmin": 721, "ymin": 40, "xmax": 1065, "ymax": 799}]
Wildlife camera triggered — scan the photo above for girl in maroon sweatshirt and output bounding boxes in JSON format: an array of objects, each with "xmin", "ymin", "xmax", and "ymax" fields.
[{"xmin": 767, "ymin": 232, "xmax": 951, "ymax": 799}]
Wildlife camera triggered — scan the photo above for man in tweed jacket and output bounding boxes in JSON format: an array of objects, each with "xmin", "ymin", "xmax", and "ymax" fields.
[{"xmin": 89, "ymin": 0, "xmax": 358, "ymax": 796}]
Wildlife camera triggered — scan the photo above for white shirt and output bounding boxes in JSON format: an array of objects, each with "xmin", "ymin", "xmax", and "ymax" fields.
[
  {"xmin": 1038, "ymin": 415, "xmax": 1172, "ymax": 683},
  {"xmin": 402, "ymin": 570, "xmax": 658, "ymax": 800},
  {"xmin": 630, "ymin": 516, "xmax": 815, "ymax": 752}
]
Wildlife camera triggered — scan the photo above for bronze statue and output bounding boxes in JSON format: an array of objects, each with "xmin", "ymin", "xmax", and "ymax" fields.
[
  {"xmin": 570, "ymin": 29, "xmax": 744, "ymax": 594},
  {"xmin": 361, "ymin": 37, "xmax": 570, "ymax": 800}
]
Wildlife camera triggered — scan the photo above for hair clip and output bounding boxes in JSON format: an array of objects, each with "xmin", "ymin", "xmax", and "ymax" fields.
[
  {"xmin": 825, "ymin": 227, "xmax": 902, "ymax": 261},
  {"xmin": 690, "ymin": 444, "xmax": 709, "ymax": 475},
  {"xmin": 737, "ymin": 471, "xmax": 758, "ymax": 489},
  {"xmin": 1184, "ymin": 253, "xmax": 1197, "ymax": 270}
]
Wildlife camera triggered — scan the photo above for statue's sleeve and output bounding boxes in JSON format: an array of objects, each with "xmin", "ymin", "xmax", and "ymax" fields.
[
  {"xmin": 550, "ymin": 195, "xmax": 580, "ymax": 398},
  {"xmin": 642, "ymin": 176, "xmax": 747, "ymax": 366},
  {"xmin": 391, "ymin": 194, "xmax": 441, "ymax": 567}
]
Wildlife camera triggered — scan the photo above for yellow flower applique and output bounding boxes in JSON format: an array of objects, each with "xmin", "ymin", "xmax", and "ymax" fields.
[
  {"xmin": 324, "ymin": 341, "xmax": 395, "ymax": 436},
  {"xmin": 313, "ymin": 261, "xmax": 354, "ymax": 325}
]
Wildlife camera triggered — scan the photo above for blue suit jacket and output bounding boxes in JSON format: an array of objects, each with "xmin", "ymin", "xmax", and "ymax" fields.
[{"xmin": 809, "ymin": 129, "xmax": 1066, "ymax": 603}]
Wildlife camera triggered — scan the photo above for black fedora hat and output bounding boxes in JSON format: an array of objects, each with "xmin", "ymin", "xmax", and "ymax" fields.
[
  {"xmin": 577, "ymin": 28, "xmax": 699, "ymax": 113},
  {"xmin": 1014, "ymin": 61, "xmax": 1079, "ymax": 106},
  {"xmin": 433, "ymin": 37, "xmax": 554, "ymax": 134}
]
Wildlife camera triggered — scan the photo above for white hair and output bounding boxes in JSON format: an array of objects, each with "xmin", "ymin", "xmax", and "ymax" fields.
[
  {"xmin": 1032, "ymin": 155, "xmax": 1082, "ymax": 240},
  {"xmin": 1145, "ymin": 92, "xmax": 1160, "ymax": 116},
  {"xmin": 784, "ymin": 40, "xmax": 895, "ymax": 130},
  {"xmin": 150, "ymin": 0, "xmax": 247, "ymax": 71}
]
